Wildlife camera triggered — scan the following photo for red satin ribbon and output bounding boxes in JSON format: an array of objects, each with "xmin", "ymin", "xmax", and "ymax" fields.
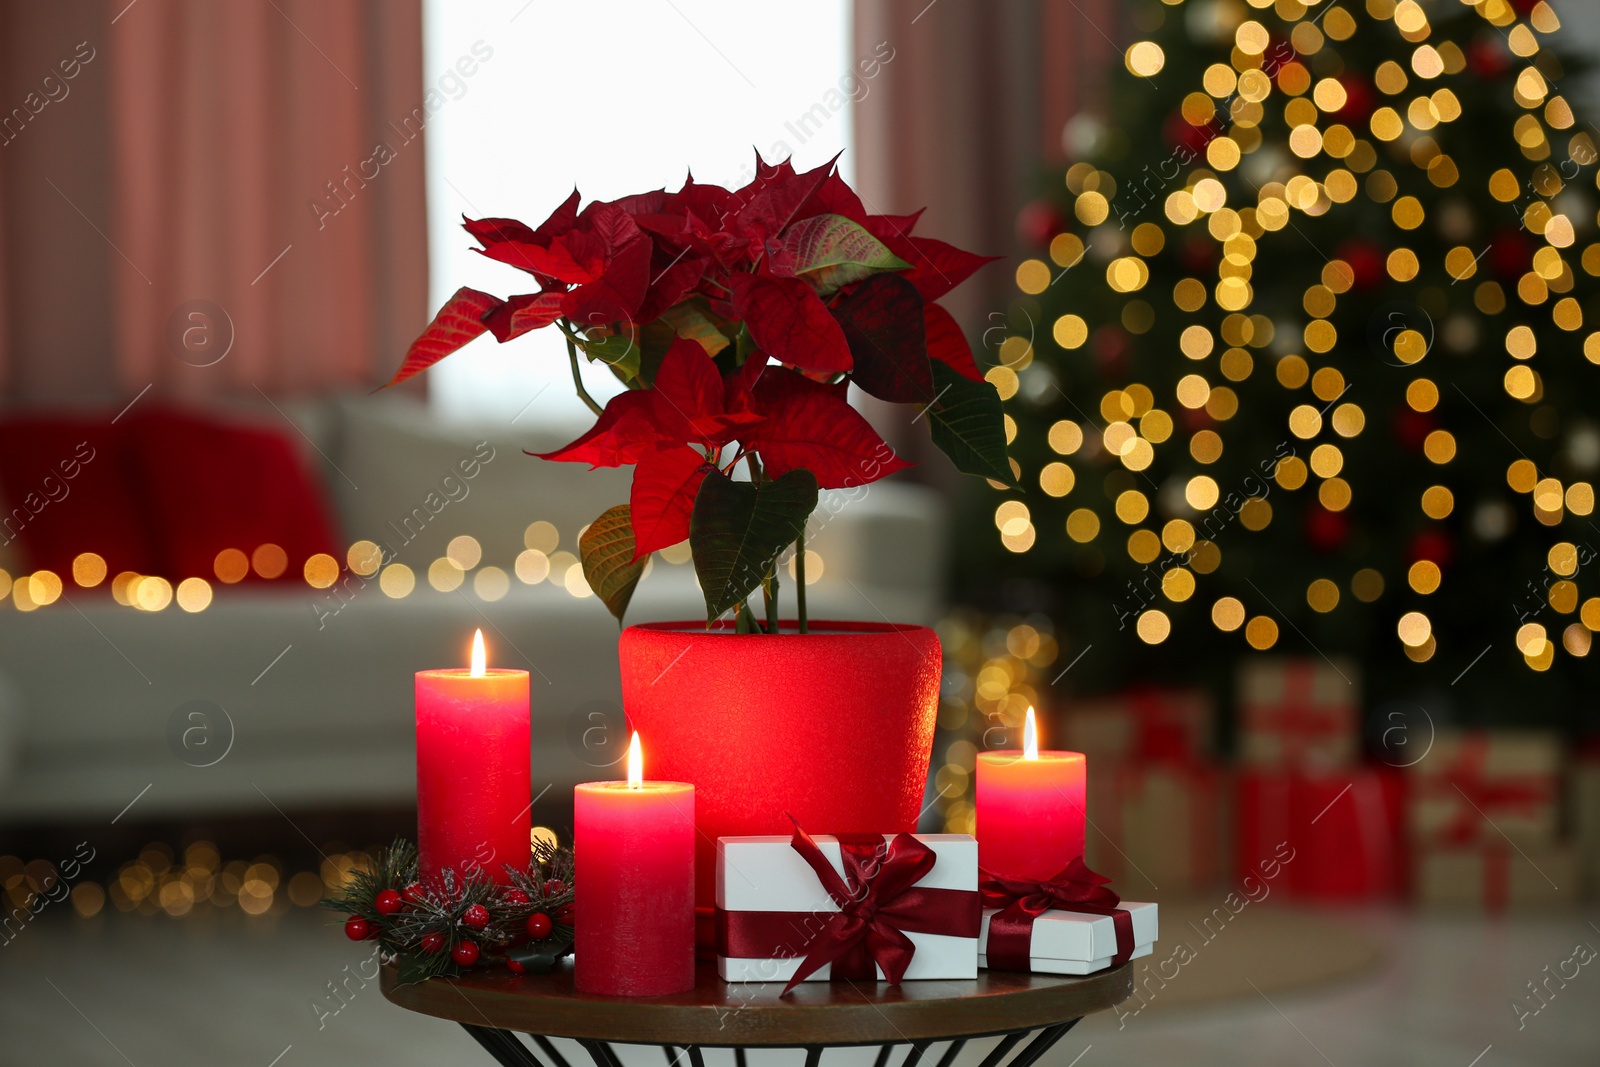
[
  {"xmin": 1243, "ymin": 661, "xmax": 1350, "ymax": 764},
  {"xmin": 1437, "ymin": 734, "xmax": 1553, "ymax": 844},
  {"xmin": 979, "ymin": 857, "xmax": 1134, "ymax": 972},
  {"xmin": 717, "ymin": 820, "xmax": 980, "ymax": 995}
]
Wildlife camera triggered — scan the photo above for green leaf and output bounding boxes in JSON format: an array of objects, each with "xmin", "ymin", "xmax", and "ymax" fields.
[
  {"xmin": 926, "ymin": 361, "xmax": 1016, "ymax": 486},
  {"xmin": 691, "ymin": 469, "xmax": 819, "ymax": 624},
  {"xmin": 583, "ymin": 330, "xmax": 640, "ymax": 382},
  {"xmin": 784, "ymin": 214, "xmax": 911, "ymax": 295},
  {"xmin": 396, "ymin": 952, "xmax": 464, "ymax": 986},
  {"xmin": 579, "ymin": 505, "xmax": 648, "ymax": 625},
  {"xmin": 637, "ymin": 320, "xmax": 677, "ymax": 386},
  {"xmin": 506, "ymin": 941, "xmax": 573, "ymax": 974},
  {"xmin": 659, "ymin": 300, "xmax": 732, "ymax": 357}
]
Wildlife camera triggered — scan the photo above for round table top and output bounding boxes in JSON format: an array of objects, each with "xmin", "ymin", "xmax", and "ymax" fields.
[{"xmin": 381, "ymin": 960, "xmax": 1134, "ymax": 1047}]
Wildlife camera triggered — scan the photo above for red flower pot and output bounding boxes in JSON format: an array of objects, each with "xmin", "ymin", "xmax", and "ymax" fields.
[{"xmin": 618, "ymin": 620, "xmax": 941, "ymax": 951}]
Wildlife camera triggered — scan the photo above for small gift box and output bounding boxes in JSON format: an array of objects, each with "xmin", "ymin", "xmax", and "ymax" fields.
[
  {"xmin": 1063, "ymin": 686, "xmax": 1212, "ymax": 765},
  {"xmin": 976, "ymin": 859, "xmax": 1154, "ymax": 975},
  {"xmin": 1409, "ymin": 730, "xmax": 1562, "ymax": 846},
  {"xmin": 715, "ymin": 826, "xmax": 980, "ymax": 990},
  {"xmin": 1414, "ymin": 841, "xmax": 1577, "ymax": 911},
  {"xmin": 1237, "ymin": 657, "xmax": 1359, "ymax": 769},
  {"xmin": 978, "ymin": 900, "xmax": 1157, "ymax": 975}
]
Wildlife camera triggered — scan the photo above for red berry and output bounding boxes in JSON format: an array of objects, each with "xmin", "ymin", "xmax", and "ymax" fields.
[
  {"xmin": 375, "ymin": 889, "xmax": 404, "ymax": 915},
  {"xmin": 503, "ymin": 889, "xmax": 530, "ymax": 906},
  {"xmin": 403, "ymin": 882, "xmax": 426, "ymax": 904},
  {"xmin": 463, "ymin": 904, "xmax": 490, "ymax": 929},
  {"xmin": 543, "ymin": 879, "xmax": 566, "ymax": 897},
  {"xmin": 525, "ymin": 913, "xmax": 553, "ymax": 939},
  {"xmin": 556, "ymin": 904, "xmax": 574, "ymax": 925},
  {"xmin": 344, "ymin": 917, "xmax": 372, "ymax": 941},
  {"xmin": 506, "ymin": 958, "xmax": 527, "ymax": 974},
  {"xmin": 420, "ymin": 932, "xmax": 446, "ymax": 954},
  {"xmin": 452, "ymin": 940, "xmax": 480, "ymax": 966}
]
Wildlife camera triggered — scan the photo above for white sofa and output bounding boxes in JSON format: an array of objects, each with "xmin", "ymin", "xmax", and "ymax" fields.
[{"xmin": 0, "ymin": 397, "xmax": 945, "ymax": 822}]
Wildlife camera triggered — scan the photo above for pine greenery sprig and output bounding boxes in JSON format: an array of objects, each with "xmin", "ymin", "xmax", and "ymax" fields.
[{"xmin": 323, "ymin": 837, "xmax": 576, "ymax": 985}]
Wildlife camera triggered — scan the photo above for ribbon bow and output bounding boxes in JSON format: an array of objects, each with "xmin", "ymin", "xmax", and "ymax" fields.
[
  {"xmin": 1438, "ymin": 734, "xmax": 1553, "ymax": 844},
  {"xmin": 979, "ymin": 857, "xmax": 1133, "ymax": 972},
  {"xmin": 775, "ymin": 817, "xmax": 977, "ymax": 994}
]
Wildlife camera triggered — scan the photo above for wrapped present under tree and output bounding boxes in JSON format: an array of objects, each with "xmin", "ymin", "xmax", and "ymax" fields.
[
  {"xmin": 1573, "ymin": 744, "xmax": 1600, "ymax": 899},
  {"xmin": 1237, "ymin": 657, "xmax": 1360, "ymax": 769},
  {"xmin": 1235, "ymin": 767, "xmax": 1406, "ymax": 902},
  {"xmin": 1414, "ymin": 841, "xmax": 1577, "ymax": 912},
  {"xmin": 1084, "ymin": 764, "xmax": 1229, "ymax": 897},
  {"xmin": 1408, "ymin": 730, "xmax": 1562, "ymax": 847},
  {"xmin": 1063, "ymin": 686, "xmax": 1213, "ymax": 765}
]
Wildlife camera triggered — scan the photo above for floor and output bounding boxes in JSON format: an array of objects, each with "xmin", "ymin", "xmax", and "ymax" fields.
[
  {"xmin": 1067, "ymin": 907, "xmax": 1600, "ymax": 1067},
  {"xmin": 1, "ymin": 904, "xmax": 1595, "ymax": 1067}
]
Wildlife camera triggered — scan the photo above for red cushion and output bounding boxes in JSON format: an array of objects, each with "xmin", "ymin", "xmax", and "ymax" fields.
[
  {"xmin": 0, "ymin": 417, "xmax": 158, "ymax": 576},
  {"xmin": 123, "ymin": 406, "xmax": 341, "ymax": 582}
]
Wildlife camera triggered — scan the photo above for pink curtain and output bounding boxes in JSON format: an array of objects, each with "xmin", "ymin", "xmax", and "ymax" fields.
[
  {"xmin": 0, "ymin": 1, "xmax": 117, "ymax": 404},
  {"xmin": 0, "ymin": 0, "xmax": 426, "ymax": 405},
  {"xmin": 851, "ymin": 0, "xmax": 1121, "ymax": 472},
  {"xmin": 0, "ymin": 104, "xmax": 7, "ymax": 394},
  {"xmin": 853, "ymin": 0, "xmax": 1121, "ymax": 328}
]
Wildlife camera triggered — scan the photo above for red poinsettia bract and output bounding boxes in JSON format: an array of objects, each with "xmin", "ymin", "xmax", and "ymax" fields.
[{"xmin": 388, "ymin": 153, "xmax": 1009, "ymax": 627}]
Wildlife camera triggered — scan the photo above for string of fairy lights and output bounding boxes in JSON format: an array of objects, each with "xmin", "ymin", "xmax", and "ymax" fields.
[
  {"xmin": 1, "ymin": 843, "xmax": 371, "ymax": 921},
  {"xmin": 0, "ymin": 527, "xmax": 827, "ymax": 613},
  {"xmin": 0, "ymin": 830, "xmax": 562, "ymax": 923},
  {"xmin": 991, "ymin": 0, "xmax": 1597, "ymax": 672}
]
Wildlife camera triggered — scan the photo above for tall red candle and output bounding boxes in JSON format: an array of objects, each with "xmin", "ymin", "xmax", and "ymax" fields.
[
  {"xmin": 416, "ymin": 630, "xmax": 530, "ymax": 885},
  {"xmin": 976, "ymin": 707, "xmax": 1087, "ymax": 882},
  {"xmin": 574, "ymin": 732, "xmax": 695, "ymax": 996}
]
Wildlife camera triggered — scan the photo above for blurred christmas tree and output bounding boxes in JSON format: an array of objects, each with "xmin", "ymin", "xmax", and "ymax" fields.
[{"xmin": 959, "ymin": 0, "xmax": 1600, "ymax": 729}]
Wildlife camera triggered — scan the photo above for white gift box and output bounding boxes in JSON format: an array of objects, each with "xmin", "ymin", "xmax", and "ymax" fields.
[
  {"xmin": 977, "ymin": 901, "xmax": 1158, "ymax": 975},
  {"xmin": 716, "ymin": 833, "xmax": 979, "ymax": 984}
]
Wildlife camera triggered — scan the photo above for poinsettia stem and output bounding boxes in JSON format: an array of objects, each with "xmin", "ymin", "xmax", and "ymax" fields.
[
  {"xmin": 564, "ymin": 332, "xmax": 604, "ymax": 417},
  {"xmin": 795, "ymin": 532, "xmax": 808, "ymax": 634},
  {"xmin": 741, "ymin": 452, "xmax": 783, "ymax": 635},
  {"xmin": 763, "ymin": 561, "xmax": 779, "ymax": 633}
]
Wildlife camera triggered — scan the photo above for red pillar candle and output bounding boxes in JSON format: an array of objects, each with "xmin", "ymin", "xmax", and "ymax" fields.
[
  {"xmin": 416, "ymin": 630, "xmax": 530, "ymax": 885},
  {"xmin": 976, "ymin": 707, "xmax": 1087, "ymax": 882},
  {"xmin": 574, "ymin": 732, "xmax": 695, "ymax": 996}
]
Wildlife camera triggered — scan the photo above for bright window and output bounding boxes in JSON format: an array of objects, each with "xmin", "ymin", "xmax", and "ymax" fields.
[{"xmin": 422, "ymin": 0, "xmax": 855, "ymax": 426}]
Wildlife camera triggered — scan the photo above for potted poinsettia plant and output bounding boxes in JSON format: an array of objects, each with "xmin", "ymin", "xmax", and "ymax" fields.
[{"xmin": 389, "ymin": 154, "xmax": 1010, "ymax": 930}]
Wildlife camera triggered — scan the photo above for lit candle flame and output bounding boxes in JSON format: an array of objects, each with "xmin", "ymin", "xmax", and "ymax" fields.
[
  {"xmin": 1023, "ymin": 706, "xmax": 1038, "ymax": 760},
  {"xmin": 627, "ymin": 731, "xmax": 643, "ymax": 789},
  {"xmin": 470, "ymin": 629, "xmax": 486, "ymax": 677}
]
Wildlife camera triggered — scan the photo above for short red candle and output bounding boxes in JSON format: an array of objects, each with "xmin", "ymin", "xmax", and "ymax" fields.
[
  {"xmin": 976, "ymin": 707, "xmax": 1087, "ymax": 882},
  {"xmin": 574, "ymin": 733, "xmax": 695, "ymax": 996},
  {"xmin": 416, "ymin": 630, "xmax": 530, "ymax": 885}
]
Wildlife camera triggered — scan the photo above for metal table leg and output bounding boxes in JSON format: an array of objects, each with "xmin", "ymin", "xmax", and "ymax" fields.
[
  {"xmin": 460, "ymin": 1019, "xmax": 1085, "ymax": 1067},
  {"xmin": 463, "ymin": 1024, "xmax": 546, "ymax": 1067}
]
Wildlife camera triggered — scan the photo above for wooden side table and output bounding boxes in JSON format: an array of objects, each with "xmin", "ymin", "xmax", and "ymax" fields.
[{"xmin": 382, "ymin": 960, "xmax": 1133, "ymax": 1067}]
